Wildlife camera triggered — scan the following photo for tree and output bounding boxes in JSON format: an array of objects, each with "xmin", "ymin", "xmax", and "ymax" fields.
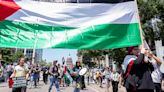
[
  {"xmin": 0, "ymin": 48, "xmax": 24, "ymax": 63},
  {"xmin": 39, "ymin": 59, "xmax": 48, "ymax": 66},
  {"xmin": 78, "ymin": 49, "xmax": 127, "ymax": 67},
  {"xmin": 82, "ymin": 54, "xmax": 97, "ymax": 68},
  {"xmin": 138, "ymin": 0, "xmax": 164, "ymax": 47},
  {"xmin": 11, "ymin": 51, "xmax": 24, "ymax": 62},
  {"xmin": 0, "ymin": 48, "xmax": 13, "ymax": 63}
]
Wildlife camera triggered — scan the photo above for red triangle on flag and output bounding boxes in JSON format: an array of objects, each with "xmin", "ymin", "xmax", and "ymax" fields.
[{"xmin": 0, "ymin": 0, "xmax": 21, "ymax": 21}]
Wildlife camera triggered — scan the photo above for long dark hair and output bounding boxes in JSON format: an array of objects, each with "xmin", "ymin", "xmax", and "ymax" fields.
[{"xmin": 75, "ymin": 61, "xmax": 81, "ymax": 69}]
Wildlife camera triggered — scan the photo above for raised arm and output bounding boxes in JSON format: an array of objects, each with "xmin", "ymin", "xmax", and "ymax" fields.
[{"xmin": 148, "ymin": 51, "xmax": 162, "ymax": 65}]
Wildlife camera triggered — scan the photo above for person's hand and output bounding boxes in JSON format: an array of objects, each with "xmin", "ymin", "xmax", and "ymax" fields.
[
  {"xmin": 140, "ymin": 47, "xmax": 146, "ymax": 54},
  {"xmin": 162, "ymin": 80, "xmax": 164, "ymax": 91},
  {"xmin": 147, "ymin": 50, "xmax": 154, "ymax": 58},
  {"xmin": 72, "ymin": 72, "xmax": 78, "ymax": 76},
  {"xmin": 10, "ymin": 73, "xmax": 15, "ymax": 79}
]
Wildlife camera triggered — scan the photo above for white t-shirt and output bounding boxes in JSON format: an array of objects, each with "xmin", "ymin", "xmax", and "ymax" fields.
[
  {"xmin": 111, "ymin": 72, "xmax": 119, "ymax": 82},
  {"xmin": 103, "ymin": 70, "xmax": 111, "ymax": 79},
  {"xmin": 150, "ymin": 59, "xmax": 162, "ymax": 83},
  {"xmin": 14, "ymin": 65, "xmax": 29, "ymax": 77}
]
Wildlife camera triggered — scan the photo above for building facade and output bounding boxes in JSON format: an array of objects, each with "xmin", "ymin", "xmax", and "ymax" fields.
[
  {"xmin": 16, "ymin": 49, "xmax": 43, "ymax": 63},
  {"xmin": 66, "ymin": 55, "xmax": 73, "ymax": 69},
  {"xmin": 155, "ymin": 40, "xmax": 164, "ymax": 62}
]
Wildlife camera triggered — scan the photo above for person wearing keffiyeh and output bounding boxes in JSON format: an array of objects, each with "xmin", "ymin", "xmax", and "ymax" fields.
[{"xmin": 122, "ymin": 46, "xmax": 155, "ymax": 92}]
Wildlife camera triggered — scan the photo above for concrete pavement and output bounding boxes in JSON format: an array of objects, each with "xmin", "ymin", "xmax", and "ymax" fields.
[
  {"xmin": 0, "ymin": 82, "xmax": 95, "ymax": 92},
  {"xmin": 0, "ymin": 81, "xmax": 127, "ymax": 92},
  {"xmin": 87, "ymin": 84, "xmax": 126, "ymax": 92}
]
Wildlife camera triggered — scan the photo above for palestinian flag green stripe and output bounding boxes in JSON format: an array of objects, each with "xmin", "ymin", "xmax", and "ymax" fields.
[{"xmin": 0, "ymin": 20, "xmax": 141, "ymax": 49}]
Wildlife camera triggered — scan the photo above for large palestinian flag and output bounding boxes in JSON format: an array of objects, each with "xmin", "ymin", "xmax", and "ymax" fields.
[{"xmin": 0, "ymin": 0, "xmax": 141, "ymax": 49}]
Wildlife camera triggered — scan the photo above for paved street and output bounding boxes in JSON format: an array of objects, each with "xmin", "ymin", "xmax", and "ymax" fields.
[
  {"xmin": 0, "ymin": 81, "xmax": 126, "ymax": 92},
  {"xmin": 88, "ymin": 84, "xmax": 126, "ymax": 92},
  {"xmin": 0, "ymin": 81, "xmax": 95, "ymax": 92}
]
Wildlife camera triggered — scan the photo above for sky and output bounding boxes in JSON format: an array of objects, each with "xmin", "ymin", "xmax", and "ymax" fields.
[{"xmin": 42, "ymin": 49, "xmax": 77, "ymax": 64}]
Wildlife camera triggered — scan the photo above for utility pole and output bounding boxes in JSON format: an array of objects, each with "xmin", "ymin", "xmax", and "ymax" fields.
[
  {"xmin": 24, "ymin": 48, "xmax": 26, "ymax": 57},
  {"xmin": 32, "ymin": 49, "xmax": 36, "ymax": 64}
]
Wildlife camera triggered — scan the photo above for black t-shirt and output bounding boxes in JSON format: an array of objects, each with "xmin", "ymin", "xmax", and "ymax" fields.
[
  {"xmin": 50, "ymin": 65, "xmax": 58, "ymax": 74},
  {"xmin": 162, "ymin": 74, "xmax": 164, "ymax": 80}
]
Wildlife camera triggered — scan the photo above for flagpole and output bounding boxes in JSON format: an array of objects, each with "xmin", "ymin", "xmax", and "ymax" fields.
[
  {"xmin": 135, "ymin": 0, "xmax": 144, "ymax": 46},
  {"xmin": 32, "ymin": 48, "xmax": 36, "ymax": 64}
]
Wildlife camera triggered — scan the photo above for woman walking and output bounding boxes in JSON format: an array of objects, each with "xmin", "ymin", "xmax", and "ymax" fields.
[{"xmin": 111, "ymin": 69, "xmax": 120, "ymax": 92}]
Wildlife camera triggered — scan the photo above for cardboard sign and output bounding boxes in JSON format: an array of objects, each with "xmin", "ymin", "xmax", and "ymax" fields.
[{"xmin": 13, "ymin": 77, "xmax": 27, "ymax": 88}]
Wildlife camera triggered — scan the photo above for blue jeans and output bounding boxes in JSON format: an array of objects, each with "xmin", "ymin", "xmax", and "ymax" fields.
[
  {"xmin": 49, "ymin": 76, "xmax": 60, "ymax": 92},
  {"xmin": 74, "ymin": 76, "xmax": 81, "ymax": 92}
]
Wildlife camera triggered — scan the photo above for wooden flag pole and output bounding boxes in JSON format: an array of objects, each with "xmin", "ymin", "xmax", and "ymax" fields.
[
  {"xmin": 135, "ymin": 0, "xmax": 151, "ymax": 50},
  {"xmin": 135, "ymin": 0, "xmax": 144, "ymax": 46}
]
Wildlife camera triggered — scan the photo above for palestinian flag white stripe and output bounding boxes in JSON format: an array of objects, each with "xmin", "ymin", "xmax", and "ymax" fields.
[
  {"xmin": 0, "ymin": 0, "xmax": 141, "ymax": 49},
  {"xmin": 7, "ymin": 0, "xmax": 138, "ymax": 27}
]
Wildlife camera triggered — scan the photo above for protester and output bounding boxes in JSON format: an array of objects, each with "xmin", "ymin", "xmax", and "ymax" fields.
[
  {"xmin": 72, "ymin": 61, "xmax": 82, "ymax": 92},
  {"xmin": 28, "ymin": 66, "xmax": 34, "ymax": 89},
  {"xmin": 123, "ymin": 46, "xmax": 155, "ymax": 92},
  {"xmin": 81, "ymin": 75, "xmax": 86, "ymax": 90},
  {"xmin": 162, "ymin": 73, "xmax": 164, "ymax": 91},
  {"xmin": 86, "ymin": 70, "xmax": 90, "ymax": 85},
  {"xmin": 111, "ymin": 69, "xmax": 120, "ymax": 92},
  {"xmin": 10, "ymin": 57, "xmax": 29, "ymax": 92},
  {"xmin": 30, "ymin": 64, "xmax": 39, "ymax": 88},
  {"xmin": 3, "ymin": 66, "xmax": 8, "ymax": 82},
  {"xmin": 103, "ymin": 67, "xmax": 111, "ymax": 92},
  {"xmin": 35, "ymin": 64, "xmax": 40, "ymax": 84},
  {"xmin": 57, "ymin": 64, "xmax": 64, "ymax": 87},
  {"xmin": 0, "ymin": 64, "xmax": 4, "ymax": 82},
  {"xmin": 146, "ymin": 50, "xmax": 163, "ymax": 92},
  {"xmin": 96, "ymin": 70, "xmax": 102, "ymax": 87},
  {"xmin": 61, "ymin": 65, "xmax": 65, "ymax": 87},
  {"xmin": 48, "ymin": 60, "xmax": 60, "ymax": 92},
  {"xmin": 90, "ymin": 69, "xmax": 94, "ymax": 83},
  {"xmin": 7, "ymin": 63, "xmax": 13, "ymax": 80},
  {"xmin": 42, "ymin": 66, "xmax": 48, "ymax": 84}
]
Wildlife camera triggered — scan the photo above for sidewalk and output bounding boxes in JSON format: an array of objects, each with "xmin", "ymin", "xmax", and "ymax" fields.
[{"xmin": 87, "ymin": 83, "xmax": 126, "ymax": 92}]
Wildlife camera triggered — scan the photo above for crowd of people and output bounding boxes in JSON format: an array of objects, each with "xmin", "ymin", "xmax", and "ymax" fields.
[
  {"xmin": 0, "ymin": 45, "xmax": 164, "ymax": 92},
  {"xmin": 0, "ymin": 58, "xmax": 87, "ymax": 92}
]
